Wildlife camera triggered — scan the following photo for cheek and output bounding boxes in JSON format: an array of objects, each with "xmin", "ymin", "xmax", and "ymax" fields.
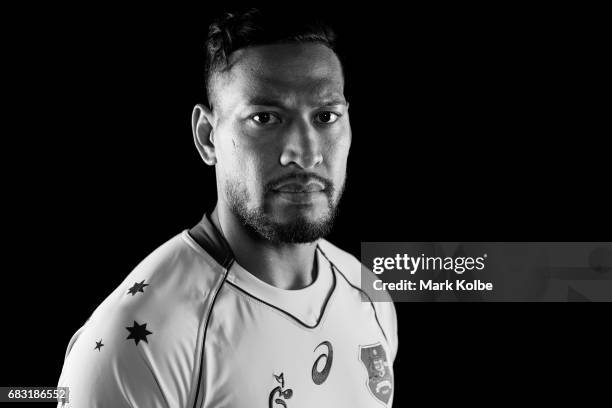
[
  {"xmin": 216, "ymin": 128, "xmax": 271, "ymax": 194},
  {"xmin": 326, "ymin": 128, "xmax": 351, "ymax": 182}
]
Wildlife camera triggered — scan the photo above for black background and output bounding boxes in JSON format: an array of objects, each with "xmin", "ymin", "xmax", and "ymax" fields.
[{"xmin": 2, "ymin": 3, "xmax": 609, "ymax": 406}]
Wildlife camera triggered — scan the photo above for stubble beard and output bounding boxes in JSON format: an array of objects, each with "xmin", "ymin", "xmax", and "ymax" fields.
[{"xmin": 225, "ymin": 179, "xmax": 344, "ymax": 244}]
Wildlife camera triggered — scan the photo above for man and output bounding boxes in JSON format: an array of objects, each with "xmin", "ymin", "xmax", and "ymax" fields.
[{"xmin": 57, "ymin": 8, "xmax": 397, "ymax": 408}]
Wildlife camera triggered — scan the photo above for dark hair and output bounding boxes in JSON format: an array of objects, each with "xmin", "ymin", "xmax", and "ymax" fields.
[{"xmin": 204, "ymin": 8, "xmax": 340, "ymax": 108}]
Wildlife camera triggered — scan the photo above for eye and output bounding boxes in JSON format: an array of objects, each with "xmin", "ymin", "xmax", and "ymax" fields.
[
  {"xmin": 314, "ymin": 111, "xmax": 341, "ymax": 124},
  {"xmin": 250, "ymin": 112, "xmax": 281, "ymax": 125}
]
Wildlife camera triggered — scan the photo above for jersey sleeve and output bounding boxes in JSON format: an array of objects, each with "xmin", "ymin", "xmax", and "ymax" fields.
[
  {"xmin": 373, "ymin": 300, "xmax": 399, "ymax": 363},
  {"xmin": 55, "ymin": 232, "xmax": 229, "ymax": 408},
  {"xmin": 56, "ymin": 310, "xmax": 171, "ymax": 408},
  {"xmin": 359, "ymin": 260, "xmax": 399, "ymax": 362}
]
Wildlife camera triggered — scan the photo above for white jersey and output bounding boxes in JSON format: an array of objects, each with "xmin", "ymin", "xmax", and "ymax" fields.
[{"xmin": 57, "ymin": 215, "xmax": 398, "ymax": 408}]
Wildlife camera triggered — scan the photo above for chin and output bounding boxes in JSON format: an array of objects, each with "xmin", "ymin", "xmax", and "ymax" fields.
[
  {"xmin": 270, "ymin": 215, "xmax": 334, "ymax": 244},
  {"xmin": 272, "ymin": 204, "xmax": 328, "ymax": 224}
]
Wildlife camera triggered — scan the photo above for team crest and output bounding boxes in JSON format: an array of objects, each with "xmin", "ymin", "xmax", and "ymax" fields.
[{"xmin": 359, "ymin": 343, "xmax": 393, "ymax": 405}]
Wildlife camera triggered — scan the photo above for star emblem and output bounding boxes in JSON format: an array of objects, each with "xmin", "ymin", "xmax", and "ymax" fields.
[
  {"xmin": 94, "ymin": 339, "xmax": 104, "ymax": 351},
  {"xmin": 126, "ymin": 321, "xmax": 153, "ymax": 345},
  {"xmin": 127, "ymin": 280, "xmax": 149, "ymax": 296}
]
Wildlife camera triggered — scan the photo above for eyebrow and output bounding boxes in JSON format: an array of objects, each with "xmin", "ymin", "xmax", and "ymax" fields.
[
  {"xmin": 245, "ymin": 97, "xmax": 285, "ymax": 107},
  {"xmin": 245, "ymin": 96, "xmax": 347, "ymax": 107},
  {"xmin": 320, "ymin": 98, "xmax": 347, "ymax": 106}
]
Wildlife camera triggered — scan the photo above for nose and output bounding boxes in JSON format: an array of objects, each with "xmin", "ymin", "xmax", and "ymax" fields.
[{"xmin": 279, "ymin": 119, "xmax": 324, "ymax": 169}]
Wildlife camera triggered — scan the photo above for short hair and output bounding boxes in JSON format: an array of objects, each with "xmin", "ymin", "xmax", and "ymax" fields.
[{"xmin": 204, "ymin": 8, "xmax": 340, "ymax": 109}]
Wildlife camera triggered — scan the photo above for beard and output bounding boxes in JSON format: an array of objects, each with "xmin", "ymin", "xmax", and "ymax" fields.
[{"xmin": 225, "ymin": 176, "xmax": 344, "ymax": 244}]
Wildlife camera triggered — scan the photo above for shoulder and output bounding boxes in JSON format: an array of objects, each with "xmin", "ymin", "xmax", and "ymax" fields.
[
  {"xmin": 98, "ymin": 231, "xmax": 226, "ymax": 315},
  {"xmin": 317, "ymin": 239, "xmax": 362, "ymax": 284},
  {"xmin": 73, "ymin": 232, "xmax": 227, "ymax": 339},
  {"xmin": 58, "ymin": 231, "xmax": 228, "ymax": 407},
  {"xmin": 317, "ymin": 239, "xmax": 392, "ymax": 302},
  {"xmin": 317, "ymin": 239, "xmax": 399, "ymax": 362}
]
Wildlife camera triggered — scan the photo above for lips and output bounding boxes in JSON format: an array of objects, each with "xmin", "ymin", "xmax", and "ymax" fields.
[{"xmin": 273, "ymin": 181, "xmax": 326, "ymax": 193}]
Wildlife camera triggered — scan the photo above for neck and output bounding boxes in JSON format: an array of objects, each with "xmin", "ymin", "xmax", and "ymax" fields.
[{"xmin": 212, "ymin": 204, "xmax": 319, "ymax": 290}]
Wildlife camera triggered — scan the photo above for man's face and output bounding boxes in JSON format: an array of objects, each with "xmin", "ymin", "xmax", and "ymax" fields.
[{"xmin": 211, "ymin": 43, "xmax": 351, "ymax": 243}]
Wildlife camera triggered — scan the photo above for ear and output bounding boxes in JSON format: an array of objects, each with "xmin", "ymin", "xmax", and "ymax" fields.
[{"xmin": 192, "ymin": 104, "xmax": 217, "ymax": 165}]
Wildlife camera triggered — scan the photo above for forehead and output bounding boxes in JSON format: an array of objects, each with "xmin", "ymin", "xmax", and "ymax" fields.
[{"xmin": 214, "ymin": 43, "xmax": 345, "ymax": 109}]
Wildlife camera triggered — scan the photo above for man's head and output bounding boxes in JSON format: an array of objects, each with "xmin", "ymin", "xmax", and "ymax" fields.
[{"xmin": 192, "ymin": 8, "xmax": 351, "ymax": 244}]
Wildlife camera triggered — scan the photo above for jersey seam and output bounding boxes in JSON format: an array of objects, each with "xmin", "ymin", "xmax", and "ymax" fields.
[
  {"xmin": 317, "ymin": 246, "xmax": 391, "ymax": 346},
  {"xmin": 190, "ymin": 261, "xmax": 231, "ymax": 408},
  {"xmin": 224, "ymin": 276, "xmax": 336, "ymax": 331}
]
